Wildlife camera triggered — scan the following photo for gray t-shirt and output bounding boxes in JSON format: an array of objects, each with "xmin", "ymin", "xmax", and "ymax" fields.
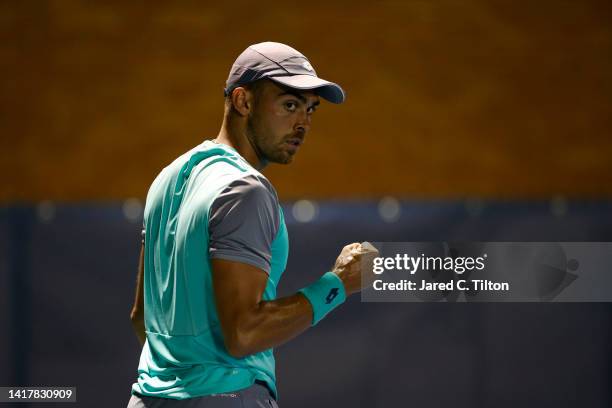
[{"xmin": 207, "ymin": 174, "xmax": 280, "ymax": 275}]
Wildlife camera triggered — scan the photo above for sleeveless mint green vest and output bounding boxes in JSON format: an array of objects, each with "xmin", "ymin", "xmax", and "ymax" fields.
[{"xmin": 132, "ymin": 141, "xmax": 289, "ymax": 399}]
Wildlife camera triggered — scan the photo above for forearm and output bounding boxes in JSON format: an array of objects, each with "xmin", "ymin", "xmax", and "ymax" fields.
[{"xmin": 224, "ymin": 292, "xmax": 314, "ymax": 358}]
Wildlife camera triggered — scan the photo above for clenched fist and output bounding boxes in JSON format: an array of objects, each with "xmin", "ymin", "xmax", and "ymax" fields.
[{"xmin": 332, "ymin": 242, "xmax": 379, "ymax": 296}]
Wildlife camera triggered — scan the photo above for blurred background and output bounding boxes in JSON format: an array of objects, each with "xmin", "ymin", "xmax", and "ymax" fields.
[{"xmin": 1, "ymin": 1, "xmax": 611, "ymax": 407}]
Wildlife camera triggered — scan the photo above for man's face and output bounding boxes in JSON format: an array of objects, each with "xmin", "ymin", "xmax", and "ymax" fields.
[{"xmin": 246, "ymin": 80, "xmax": 320, "ymax": 165}]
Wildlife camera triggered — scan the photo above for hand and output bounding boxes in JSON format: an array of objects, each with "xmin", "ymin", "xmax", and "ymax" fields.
[{"xmin": 332, "ymin": 242, "xmax": 379, "ymax": 296}]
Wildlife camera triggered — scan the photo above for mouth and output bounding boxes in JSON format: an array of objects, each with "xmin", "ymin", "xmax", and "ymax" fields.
[{"xmin": 284, "ymin": 137, "xmax": 303, "ymax": 152}]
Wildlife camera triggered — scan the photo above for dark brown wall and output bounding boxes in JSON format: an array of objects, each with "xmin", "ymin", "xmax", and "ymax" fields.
[{"xmin": 2, "ymin": 1, "xmax": 611, "ymax": 201}]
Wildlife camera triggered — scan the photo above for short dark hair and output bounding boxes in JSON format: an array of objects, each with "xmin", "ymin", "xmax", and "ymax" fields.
[{"xmin": 224, "ymin": 79, "xmax": 267, "ymax": 110}]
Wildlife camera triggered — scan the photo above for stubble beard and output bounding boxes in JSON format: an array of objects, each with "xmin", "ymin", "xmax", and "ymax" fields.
[{"xmin": 246, "ymin": 113, "xmax": 293, "ymax": 165}]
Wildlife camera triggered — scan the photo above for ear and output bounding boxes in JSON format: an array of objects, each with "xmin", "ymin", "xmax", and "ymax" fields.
[{"xmin": 230, "ymin": 87, "xmax": 253, "ymax": 116}]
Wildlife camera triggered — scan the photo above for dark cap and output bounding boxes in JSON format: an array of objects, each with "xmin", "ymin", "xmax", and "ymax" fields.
[{"xmin": 224, "ymin": 41, "xmax": 345, "ymax": 104}]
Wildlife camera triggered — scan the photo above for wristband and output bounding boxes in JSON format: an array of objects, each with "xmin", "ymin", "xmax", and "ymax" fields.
[{"xmin": 299, "ymin": 271, "xmax": 346, "ymax": 326}]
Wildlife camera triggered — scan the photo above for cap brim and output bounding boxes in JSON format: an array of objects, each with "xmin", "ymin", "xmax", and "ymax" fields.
[{"xmin": 268, "ymin": 75, "xmax": 345, "ymax": 104}]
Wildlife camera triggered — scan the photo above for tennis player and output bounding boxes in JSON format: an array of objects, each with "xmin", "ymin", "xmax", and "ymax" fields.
[{"xmin": 127, "ymin": 42, "xmax": 375, "ymax": 408}]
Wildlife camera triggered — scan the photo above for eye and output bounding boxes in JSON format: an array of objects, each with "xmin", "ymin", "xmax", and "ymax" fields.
[
  {"xmin": 284, "ymin": 101, "xmax": 297, "ymax": 112},
  {"xmin": 307, "ymin": 105, "xmax": 317, "ymax": 114}
]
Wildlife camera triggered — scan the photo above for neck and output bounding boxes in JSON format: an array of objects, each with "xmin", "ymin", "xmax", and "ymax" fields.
[{"xmin": 215, "ymin": 114, "xmax": 267, "ymax": 170}]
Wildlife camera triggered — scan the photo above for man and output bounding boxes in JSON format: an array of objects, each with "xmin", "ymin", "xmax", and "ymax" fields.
[{"xmin": 127, "ymin": 42, "xmax": 375, "ymax": 408}]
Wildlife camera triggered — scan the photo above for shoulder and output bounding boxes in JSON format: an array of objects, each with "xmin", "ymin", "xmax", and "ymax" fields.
[
  {"xmin": 209, "ymin": 173, "xmax": 279, "ymax": 224},
  {"xmin": 223, "ymin": 173, "xmax": 278, "ymax": 204}
]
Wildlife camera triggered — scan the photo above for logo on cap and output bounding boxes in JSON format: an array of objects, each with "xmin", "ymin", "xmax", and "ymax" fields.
[{"xmin": 302, "ymin": 61, "xmax": 314, "ymax": 72}]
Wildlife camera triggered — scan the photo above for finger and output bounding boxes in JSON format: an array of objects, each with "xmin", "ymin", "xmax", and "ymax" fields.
[
  {"xmin": 348, "ymin": 249, "xmax": 364, "ymax": 259},
  {"xmin": 356, "ymin": 241, "xmax": 379, "ymax": 254},
  {"xmin": 350, "ymin": 243, "xmax": 364, "ymax": 253}
]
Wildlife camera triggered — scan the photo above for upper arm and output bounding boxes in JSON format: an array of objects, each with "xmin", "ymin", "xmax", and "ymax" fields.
[
  {"xmin": 207, "ymin": 175, "xmax": 280, "ymax": 353},
  {"xmin": 211, "ymin": 258, "xmax": 268, "ymax": 354},
  {"xmin": 208, "ymin": 175, "xmax": 280, "ymax": 274}
]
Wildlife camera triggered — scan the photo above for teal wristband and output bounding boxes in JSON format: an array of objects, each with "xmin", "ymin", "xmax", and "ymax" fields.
[{"xmin": 299, "ymin": 271, "xmax": 346, "ymax": 326}]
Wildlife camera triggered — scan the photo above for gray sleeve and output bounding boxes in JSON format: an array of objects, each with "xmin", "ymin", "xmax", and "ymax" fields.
[{"xmin": 208, "ymin": 174, "xmax": 280, "ymax": 274}]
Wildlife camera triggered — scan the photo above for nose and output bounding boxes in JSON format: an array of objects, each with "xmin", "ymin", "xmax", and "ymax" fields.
[{"xmin": 295, "ymin": 109, "xmax": 311, "ymax": 134}]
